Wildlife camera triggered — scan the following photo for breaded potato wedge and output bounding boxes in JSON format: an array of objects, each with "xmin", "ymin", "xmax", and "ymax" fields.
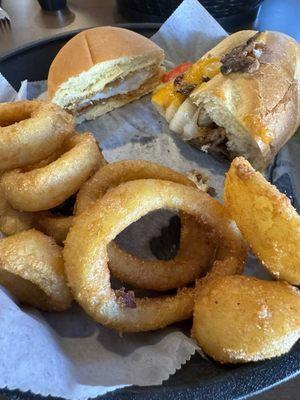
[
  {"xmin": 192, "ymin": 275, "xmax": 300, "ymax": 363},
  {"xmin": 224, "ymin": 157, "xmax": 300, "ymax": 285}
]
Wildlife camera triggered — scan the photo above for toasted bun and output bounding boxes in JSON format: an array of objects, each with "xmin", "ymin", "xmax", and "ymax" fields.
[
  {"xmin": 202, "ymin": 30, "xmax": 258, "ymax": 59},
  {"xmin": 191, "ymin": 31, "xmax": 300, "ymax": 169},
  {"xmin": 47, "ymin": 26, "xmax": 164, "ymax": 109}
]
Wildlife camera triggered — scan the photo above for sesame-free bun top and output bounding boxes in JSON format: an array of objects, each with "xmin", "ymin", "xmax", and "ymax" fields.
[{"xmin": 47, "ymin": 26, "xmax": 164, "ymax": 100}]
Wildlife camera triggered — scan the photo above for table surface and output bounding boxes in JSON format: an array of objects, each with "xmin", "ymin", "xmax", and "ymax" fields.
[{"xmin": 0, "ymin": 0, "xmax": 299, "ymax": 399}]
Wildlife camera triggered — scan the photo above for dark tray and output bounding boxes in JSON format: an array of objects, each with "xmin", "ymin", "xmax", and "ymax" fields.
[{"xmin": 0, "ymin": 24, "xmax": 299, "ymax": 400}]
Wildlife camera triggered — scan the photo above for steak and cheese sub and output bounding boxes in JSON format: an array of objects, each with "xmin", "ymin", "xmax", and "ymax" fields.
[{"xmin": 152, "ymin": 30, "xmax": 300, "ymax": 170}]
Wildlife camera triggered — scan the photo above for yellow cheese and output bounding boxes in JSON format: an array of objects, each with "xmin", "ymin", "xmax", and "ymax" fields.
[
  {"xmin": 152, "ymin": 81, "xmax": 185, "ymax": 108},
  {"xmin": 243, "ymin": 115, "xmax": 274, "ymax": 144},
  {"xmin": 152, "ymin": 57, "xmax": 221, "ymax": 109}
]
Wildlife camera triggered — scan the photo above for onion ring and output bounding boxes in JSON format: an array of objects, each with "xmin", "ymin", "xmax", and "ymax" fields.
[
  {"xmin": 64, "ymin": 179, "xmax": 247, "ymax": 332},
  {"xmin": 108, "ymin": 213, "xmax": 218, "ymax": 291},
  {"xmin": 76, "ymin": 159, "xmax": 217, "ymax": 290},
  {"xmin": 0, "ymin": 185, "xmax": 35, "ymax": 235},
  {"xmin": 36, "ymin": 213, "xmax": 73, "ymax": 244},
  {"xmin": 1, "ymin": 133, "xmax": 104, "ymax": 212},
  {"xmin": 224, "ymin": 157, "xmax": 300, "ymax": 285},
  {"xmin": 0, "ymin": 101, "xmax": 73, "ymax": 172},
  {"xmin": 0, "ymin": 147, "xmax": 70, "ymax": 237},
  {"xmin": 75, "ymin": 159, "xmax": 196, "ymax": 214},
  {"xmin": 0, "ymin": 229, "xmax": 72, "ymax": 310}
]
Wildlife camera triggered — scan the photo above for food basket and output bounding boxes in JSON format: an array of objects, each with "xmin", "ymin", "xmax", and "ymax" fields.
[{"xmin": 117, "ymin": 0, "xmax": 264, "ymax": 31}]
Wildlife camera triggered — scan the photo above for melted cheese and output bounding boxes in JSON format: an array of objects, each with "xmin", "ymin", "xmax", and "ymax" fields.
[{"xmin": 152, "ymin": 57, "xmax": 221, "ymax": 109}]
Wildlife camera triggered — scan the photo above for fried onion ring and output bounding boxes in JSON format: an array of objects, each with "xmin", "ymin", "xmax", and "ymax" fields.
[
  {"xmin": 1, "ymin": 133, "xmax": 103, "ymax": 212},
  {"xmin": 0, "ymin": 229, "xmax": 72, "ymax": 310},
  {"xmin": 192, "ymin": 275, "xmax": 300, "ymax": 363},
  {"xmin": 36, "ymin": 214, "xmax": 73, "ymax": 244},
  {"xmin": 0, "ymin": 184, "xmax": 35, "ymax": 235},
  {"xmin": 64, "ymin": 179, "xmax": 247, "ymax": 332},
  {"xmin": 0, "ymin": 101, "xmax": 73, "ymax": 172},
  {"xmin": 108, "ymin": 213, "xmax": 218, "ymax": 291},
  {"xmin": 35, "ymin": 194, "xmax": 76, "ymax": 244},
  {"xmin": 224, "ymin": 157, "xmax": 300, "ymax": 285},
  {"xmin": 76, "ymin": 159, "xmax": 217, "ymax": 290},
  {"xmin": 75, "ymin": 159, "xmax": 196, "ymax": 214}
]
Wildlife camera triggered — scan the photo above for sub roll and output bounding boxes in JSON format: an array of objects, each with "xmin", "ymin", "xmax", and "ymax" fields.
[{"xmin": 152, "ymin": 30, "xmax": 300, "ymax": 170}]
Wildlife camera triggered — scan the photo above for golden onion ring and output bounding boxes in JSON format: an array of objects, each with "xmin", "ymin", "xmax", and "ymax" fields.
[
  {"xmin": 76, "ymin": 159, "xmax": 217, "ymax": 290},
  {"xmin": 75, "ymin": 159, "xmax": 196, "ymax": 214},
  {"xmin": 36, "ymin": 213, "xmax": 73, "ymax": 244},
  {"xmin": 0, "ymin": 229, "xmax": 72, "ymax": 310},
  {"xmin": 35, "ymin": 150, "xmax": 106, "ymax": 243},
  {"xmin": 64, "ymin": 179, "xmax": 247, "ymax": 332},
  {"xmin": 108, "ymin": 213, "xmax": 218, "ymax": 291},
  {"xmin": 224, "ymin": 157, "xmax": 300, "ymax": 285},
  {"xmin": 1, "ymin": 133, "xmax": 103, "ymax": 212},
  {"xmin": 0, "ymin": 101, "xmax": 73, "ymax": 172}
]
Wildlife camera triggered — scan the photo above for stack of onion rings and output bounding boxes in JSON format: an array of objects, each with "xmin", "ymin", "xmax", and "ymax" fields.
[
  {"xmin": 75, "ymin": 160, "xmax": 218, "ymax": 290},
  {"xmin": 0, "ymin": 101, "xmax": 73, "ymax": 172},
  {"xmin": 1, "ymin": 133, "xmax": 103, "ymax": 211},
  {"xmin": 0, "ymin": 229, "xmax": 72, "ymax": 310},
  {"xmin": 64, "ymin": 179, "xmax": 247, "ymax": 332}
]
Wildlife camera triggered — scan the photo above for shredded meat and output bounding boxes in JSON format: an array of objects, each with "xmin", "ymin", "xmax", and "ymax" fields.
[
  {"xmin": 221, "ymin": 32, "xmax": 265, "ymax": 75},
  {"xmin": 197, "ymin": 126, "xmax": 230, "ymax": 161},
  {"xmin": 207, "ymin": 141, "xmax": 229, "ymax": 162},
  {"xmin": 187, "ymin": 170, "xmax": 217, "ymax": 196},
  {"xmin": 115, "ymin": 287, "xmax": 136, "ymax": 308},
  {"xmin": 207, "ymin": 187, "xmax": 217, "ymax": 197},
  {"xmin": 174, "ymin": 74, "xmax": 196, "ymax": 96},
  {"xmin": 200, "ymin": 125, "xmax": 226, "ymax": 145}
]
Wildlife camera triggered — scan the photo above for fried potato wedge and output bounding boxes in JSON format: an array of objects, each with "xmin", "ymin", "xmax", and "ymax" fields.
[
  {"xmin": 192, "ymin": 275, "xmax": 300, "ymax": 363},
  {"xmin": 224, "ymin": 157, "xmax": 300, "ymax": 285}
]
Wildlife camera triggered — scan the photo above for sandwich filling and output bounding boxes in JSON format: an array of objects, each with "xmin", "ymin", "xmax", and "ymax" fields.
[{"xmin": 69, "ymin": 66, "xmax": 160, "ymax": 115}]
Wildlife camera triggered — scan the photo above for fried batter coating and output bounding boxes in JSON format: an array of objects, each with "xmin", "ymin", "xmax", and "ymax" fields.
[
  {"xmin": 1, "ymin": 133, "xmax": 103, "ymax": 212},
  {"xmin": 224, "ymin": 157, "xmax": 300, "ymax": 285},
  {"xmin": 0, "ymin": 229, "xmax": 72, "ymax": 310},
  {"xmin": 192, "ymin": 275, "xmax": 300, "ymax": 363},
  {"xmin": 0, "ymin": 101, "xmax": 73, "ymax": 172}
]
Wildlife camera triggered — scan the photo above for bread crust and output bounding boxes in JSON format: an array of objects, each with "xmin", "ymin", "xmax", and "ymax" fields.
[
  {"xmin": 191, "ymin": 31, "xmax": 300, "ymax": 169},
  {"xmin": 48, "ymin": 26, "xmax": 164, "ymax": 99}
]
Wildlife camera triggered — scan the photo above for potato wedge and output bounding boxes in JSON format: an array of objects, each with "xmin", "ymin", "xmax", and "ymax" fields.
[
  {"xmin": 224, "ymin": 157, "xmax": 300, "ymax": 285},
  {"xmin": 192, "ymin": 275, "xmax": 300, "ymax": 363}
]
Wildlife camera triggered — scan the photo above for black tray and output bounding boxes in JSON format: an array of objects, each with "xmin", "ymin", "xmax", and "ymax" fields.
[{"xmin": 0, "ymin": 24, "xmax": 299, "ymax": 400}]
